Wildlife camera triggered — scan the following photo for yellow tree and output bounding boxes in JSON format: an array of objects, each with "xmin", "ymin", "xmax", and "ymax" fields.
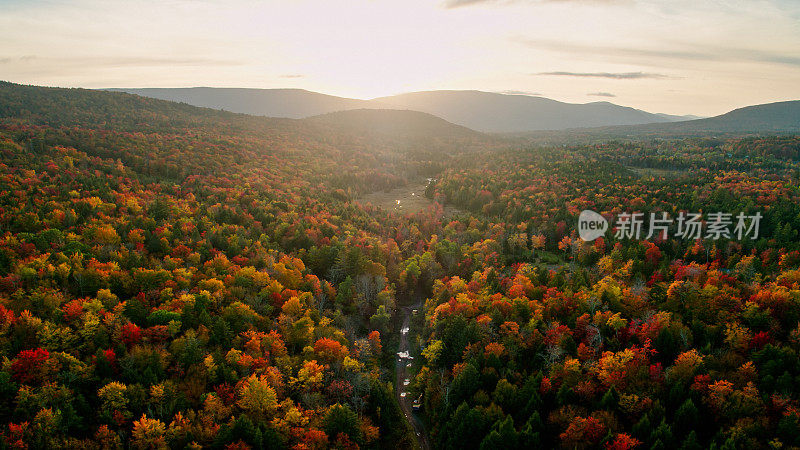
[
  {"xmin": 131, "ymin": 415, "xmax": 167, "ymax": 450},
  {"xmin": 237, "ymin": 374, "xmax": 279, "ymax": 422}
]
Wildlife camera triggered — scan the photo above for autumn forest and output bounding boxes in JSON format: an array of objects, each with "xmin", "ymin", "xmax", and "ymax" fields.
[{"xmin": 2, "ymin": 81, "xmax": 800, "ymax": 450}]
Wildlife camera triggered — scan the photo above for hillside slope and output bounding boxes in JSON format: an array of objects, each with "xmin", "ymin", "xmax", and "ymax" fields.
[
  {"xmin": 108, "ymin": 87, "xmax": 384, "ymax": 119},
  {"xmin": 303, "ymin": 108, "xmax": 483, "ymax": 139},
  {"xmin": 670, "ymin": 100, "xmax": 800, "ymax": 133},
  {"xmin": 3, "ymin": 82, "xmax": 501, "ymax": 154},
  {"xmin": 0, "ymin": 81, "xmax": 445, "ymax": 450},
  {"xmin": 527, "ymin": 99, "xmax": 800, "ymax": 142},
  {"xmin": 107, "ymin": 87, "xmax": 689, "ymax": 132},
  {"xmin": 374, "ymin": 90, "xmax": 685, "ymax": 132}
]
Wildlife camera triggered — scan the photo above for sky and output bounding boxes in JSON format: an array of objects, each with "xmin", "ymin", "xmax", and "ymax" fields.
[{"xmin": 1, "ymin": 0, "xmax": 799, "ymax": 116}]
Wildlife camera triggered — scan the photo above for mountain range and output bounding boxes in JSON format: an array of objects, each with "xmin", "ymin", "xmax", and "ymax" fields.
[
  {"xmin": 610, "ymin": 100, "xmax": 800, "ymax": 135},
  {"xmin": 107, "ymin": 87, "xmax": 376, "ymax": 120},
  {"xmin": 0, "ymin": 82, "xmax": 789, "ymax": 139},
  {"xmin": 372, "ymin": 90, "xmax": 697, "ymax": 133},
  {"xmin": 517, "ymin": 99, "xmax": 800, "ymax": 143},
  {"xmin": 1, "ymin": 82, "xmax": 492, "ymax": 150},
  {"xmin": 109, "ymin": 87, "xmax": 696, "ymax": 133},
  {"xmin": 304, "ymin": 108, "xmax": 482, "ymax": 140}
]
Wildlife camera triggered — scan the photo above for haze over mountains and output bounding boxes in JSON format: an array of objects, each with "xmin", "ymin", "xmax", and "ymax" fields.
[
  {"xmin": 524, "ymin": 99, "xmax": 800, "ymax": 142},
  {"xmin": 108, "ymin": 87, "xmax": 380, "ymax": 120},
  {"xmin": 373, "ymin": 90, "xmax": 696, "ymax": 133},
  {"xmin": 304, "ymin": 108, "xmax": 483, "ymax": 140},
  {"xmin": 1, "ymin": 82, "xmax": 492, "ymax": 150},
  {"xmin": 110, "ymin": 87, "xmax": 695, "ymax": 133},
  {"xmin": 0, "ymin": 83, "xmax": 792, "ymax": 139},
  {"xmin": 612, "ymin": 100, "xmax": 800, "ymax": 134}
]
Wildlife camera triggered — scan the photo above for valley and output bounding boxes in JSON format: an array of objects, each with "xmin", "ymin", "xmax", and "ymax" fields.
[
  {"xmin": 1, "ymin": 82, "xmax": 800, "ymax": 449},
  {"xmin": 358, "ymin": 179, "xmax": 463, "ymax": 218}
]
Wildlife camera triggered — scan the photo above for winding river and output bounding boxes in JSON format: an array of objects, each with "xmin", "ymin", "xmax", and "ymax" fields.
[{"xmin": 395, "ymin": 304, "xmax": 430, "ymax": 450}]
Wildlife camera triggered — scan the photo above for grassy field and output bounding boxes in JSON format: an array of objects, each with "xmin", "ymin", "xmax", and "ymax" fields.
[
  {"xmin": 626, "ymin": 166, "xmax": 690, "ymax": 178},
  {"xmin": 359, "ymin": 179, "xmax": 463, "ymax": 217}
]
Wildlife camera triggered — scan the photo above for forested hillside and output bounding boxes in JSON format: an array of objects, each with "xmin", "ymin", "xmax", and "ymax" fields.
[
  {"xmin": 107, "ymin": 88, "xmax": 383, "ymax": 120},
  {"xmin": 108, "ymin": 88, "xmax": 689, "ymax": 132},
  {"xmin": 0, "ymin": 82, "xmax": 490, "ymax": 449},
  {"xmin": 415, "ymin": 138, "xmax": 800, "ymax": 449},
  {"xmin": 524, "ymin": 101, "xmax": 800, "ymax": 143},
  {"xmin": 2, "ymin": 81, "xmax": 800, "ymax": 449}
]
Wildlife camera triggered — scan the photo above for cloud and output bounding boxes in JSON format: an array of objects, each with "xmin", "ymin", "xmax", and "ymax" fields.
[
  {"xmin": 444, "ymin": 0, "xmax": 628, "ymax": 8},
  {"xmin": 587, "ymin": 92, "xmax": 616, "ymax": 97},
  {"xmin": 0, "ymin": 55, "xmax": 243, "ymax": 68},
  {"xmin": 518, "ymin": 38, "xmax": 800, "ymax": 68},
  {"xmin": 444, "ymin": 0, "xmax": 496, "ymax": 7},
  {"xmin": 0, "ymin": 55, "xmax": 35, "ymax": 64},
  {"xmin": 498, "ymin": 89, "xmax": 541, "ymax": 95},
  {"xmin": 0, "ymin": 55, "xmax": 245, "ymax": 80},
  {"xmin": 538, "ymin": 71, "xmax": 667, "ymax": 79}
]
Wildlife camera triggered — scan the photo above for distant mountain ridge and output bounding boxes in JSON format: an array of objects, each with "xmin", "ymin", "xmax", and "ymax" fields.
[
  {"xmin": 373, "ymin": 90, "xmax": 690, "ymax": 133},
  {"xmin": 109, "ymin": 87, "xmax": 690, "ymax": 133},
  {"xmin": 106, "ymin": 87, "xmax": 385, "ymax": 119},
  {"xmin": 665, "ymin": 100, "xmax": 800, "ymax": 133},
  {"xmin": 0, "ymin": 82, "xmax": 499, "ymax": 155},
  {"xmin": 302, "ymin": 108, "xmax": 483, "ymax": 139},
  {"xmin": 598, "ymin": 100, "xmax": 800, "ymax": 135},
  {"xmin": 517, "ymin": 100, "xmax": 800, "ymax": 143}
]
